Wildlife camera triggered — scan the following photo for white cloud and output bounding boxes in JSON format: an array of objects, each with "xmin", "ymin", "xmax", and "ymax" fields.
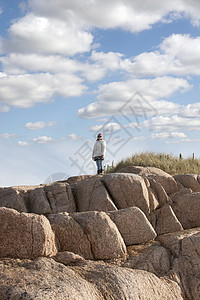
[
  {"xmin": 181, "ymin": 103, "xmax": 200, "ymax": 118},
  {"xmin": 0, "ymin": 133, "xmax": 16, "ymax": 139},
  {"xmin": 151, "ymin": 131, "xmax": 187, "ymax": 139},
  {"xmin": 143, "ymin": 115, "xmax": 200, "ymax": 132},
  {"xmin": 33, "ymin": 136, "xmax": 53, "ymax": 144},
  {"xmin": 78, "ymin": 77, "xmax": 190, "ymax": 118},
  {"xmin": 18, "ymin": 141, "xmax": 29, "ymax": 147},
  {"xmin": 166, "ymin": 138, "xmax": 200, "ymax": 144},
  {"xmin": 64, "ymin": 134, "xmax": 82, "ymax": 141},
  {"xmin": 28, "ymin": 0, "xmax": 200, "ymax": 32},
  {"xmin": 90, "ymin": 122, "xmax": 122, "ymax": 132},
  {"xmin": 0, "ymin": 104, "xmax": 9, "ymax": 112},
  {"xmin": 0, "ymin": 53, "xmax": 79, "ymax": 75},
  {"xmin": 0, "ymin": 72, "xmax": 86, "ymax": 108},
  {"xmin": 25, "ymin": 121, "xmax": 56, "ymax": 130},
  {"xmin": 4, "ymin": 14, "xmax": 93, "ymax": 56},
  {"xmin": 121, "ymin": 34, "xmax": 200, "ymax": 77}
]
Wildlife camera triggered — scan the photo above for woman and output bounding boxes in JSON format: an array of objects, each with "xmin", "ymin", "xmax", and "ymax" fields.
[{"xmin": 92, "ymin": 133, "xmax": 106, "ymax": 174}]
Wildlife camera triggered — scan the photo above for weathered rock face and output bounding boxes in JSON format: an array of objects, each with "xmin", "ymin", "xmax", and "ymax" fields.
[
  {"xmin": 118, "ymin": 166, "xmax": 178, "ymax": 195},
  {"xmin": 72, "ymin": 211, "xmax": 127, "ymax": 260},
  {"xmin": 44, "ymin": 182, "xmax": 76, "ymax": 213},
  {"xmin": 29, "ymin": 187, "xmax": 52, "ymax": 215},
  {"xmin": 123, "ymin": 241, "xmax": 172, "ymax": 277},
  {"xmin": 49, "ymin": 208, "xmax": 157, "ymax": 260},
  {"xmin": 0, "ymin": 207, "xmax": 57, "ymax": 259},
  {"xmin": 72, "ymin": 177, "xmax": 117, "ymax": 212},
  {"xmin": 71, "ymin": 260, "xmax": 183, "ymax": 300},
  {"xmin": 0, "ymin": 187, "xmax": 27, "ymax": 212},
  {"xmin": 171, "ymin": 188, "xmax": 200, "ymax": 229},
  {"xmin": 0, "ymin": 258, "xmax": 184, "ymax": 300},
  {"xmin": 0, "ymin": 258, "xmax": 102, "ymax": 300},
  {"xmin": 48, "ymin": 212, "xmax": 94, "ymax": 259},
  {"xmin": 102, "ymin": 173, "xmax": 150, "ymax": 215},
  {"xmin": 157, "ymin": 227, "xmax": 200, "ymax": 300},
  {"xmin": 108, "ymin": 207, "xmax": 157, "ymax": 245},
  {"xmin": 0, "ymin": 182, "xmax": 76, "ymax": 215},
  {"xmin": 146, "ymin": 177, "xmax": 171, "ymax": 207},
  {"xmin": 174, "ymin": 174, "xmax": 200, "ymax": 192},
  {"xmin": 2, "ymin": 167, "xmax": 200, "ymax": 299}
]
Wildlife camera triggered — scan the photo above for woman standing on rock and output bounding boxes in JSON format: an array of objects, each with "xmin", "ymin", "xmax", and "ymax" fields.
[{"xmin": 92, "ymin": 133, "xmax": 106, "ymax": 174}]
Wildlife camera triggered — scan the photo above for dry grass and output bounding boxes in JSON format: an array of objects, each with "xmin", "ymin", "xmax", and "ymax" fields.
[{"xmin": 107, "ymin": 152, "xmax": 200, "ymax": 175}]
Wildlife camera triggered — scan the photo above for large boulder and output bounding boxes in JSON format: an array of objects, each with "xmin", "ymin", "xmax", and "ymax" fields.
[
  {"xmin": 72, "ymin": 177, "xmax": 117, "ymax": 212},
  {"xmin": 28, "ymin": 187, "xmax": 52, "ymax": 215},
  {"xmin": 102, "ymin": 173, "xmax": 150, "ymax": 215},
  {"xmin": 48, "ymin": 213, "xmax": 93, "ymax": 259},
  {"xmin": 0, "ymin": 187, "xmax": 27, "ymax": 212},
  {"xmin": 150, "ymin": 204, "xmax": 183, "ymax": 236},
  {"xmin": 72, "ymin": 211, "xmax": 127, "ymax": 260},
  {"xmin": 0, "ymin": 257, "xmax": 101, "ymax": 300},
  {"xmin": 171, "ymin": 188, "xmax": 200, "ymax": 229},
  {"xmin": 71, "ymin": 260, "xmax": 183, "ymax": 300},
  {"xmin": 118, "ymin": 166, "xmax": 178, "ymax": 195},
  {"xmin": 0, "ymin": 207, "xmax": 57, "ymax": 259},
  {"xmin": 108, "ymin": 207, "xmax": 157, "ymax": 245},
  {"xmin": 0, "ymin": 258, "xmax": 184, "ymax": 300},
  {"xmin": 44, "ymin": 182, "xmax": 76, "ymax": 213},
  {"xmin": 174, "ymin": 174, "xmax": 200, "ymax": 192}
]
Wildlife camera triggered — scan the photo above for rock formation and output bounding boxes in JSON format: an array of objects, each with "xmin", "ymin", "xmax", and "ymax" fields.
[{"xmin": 0, "ymin": 168, "xmax": 200, "ymax": 299}]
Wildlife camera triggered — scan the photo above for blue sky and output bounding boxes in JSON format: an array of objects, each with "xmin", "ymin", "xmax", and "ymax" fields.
[{"xmin": 0, "ymin": 0, "xmax": 200, "ymax": 186}]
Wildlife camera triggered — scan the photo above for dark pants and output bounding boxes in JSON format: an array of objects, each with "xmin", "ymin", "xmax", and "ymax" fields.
[{"xmin": 95, "ymin": 158, "xmax": 103, "ymax": 174}]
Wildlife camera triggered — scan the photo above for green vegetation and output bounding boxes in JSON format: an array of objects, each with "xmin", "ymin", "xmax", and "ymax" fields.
[{"xmin": 107, "ymin": 152, "xmax": 200, "ymax": 175}]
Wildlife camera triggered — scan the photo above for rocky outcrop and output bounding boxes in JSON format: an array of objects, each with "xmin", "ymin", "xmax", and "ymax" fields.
[
  {"xmin": 0, "ymin": 257, "xmax": 184, "ymax": 300},
  {"xmin": 0, "ymin": 207, "xmax": 57, "ymax": 259},
  {"xmin": 71, "ymin": 260, "xmax": 183, "ymax": 300},
  {"xmin": 48, "ymin": 208, "xmax": 156, "ymax": 260},
  {"xmin": 0, "ymin": 258, "xmax": 102, "ymax": 300},
  {"xmin": 1, "ymin": 166, "xmax": 200, "ymax": 299}
]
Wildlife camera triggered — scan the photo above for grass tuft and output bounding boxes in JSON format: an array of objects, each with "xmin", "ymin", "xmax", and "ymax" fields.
[{"xmin": 107, "ymin": 152, "xmax": 200, "ymax": 175}]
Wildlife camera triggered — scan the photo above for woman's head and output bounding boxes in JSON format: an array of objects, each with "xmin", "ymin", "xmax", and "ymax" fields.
[{"xmin": 97, "ymin": 133, "xmax": 103, "ymax": 140}]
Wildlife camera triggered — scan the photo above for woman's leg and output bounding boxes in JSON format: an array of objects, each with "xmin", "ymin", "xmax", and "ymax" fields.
[
  {"xmin": 99, "ymin": 159, "xmax": 103, "ymax": 174},
  {"xmin": 96, "ymin": 159, "xmax": 101, "ymax": 174}
]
